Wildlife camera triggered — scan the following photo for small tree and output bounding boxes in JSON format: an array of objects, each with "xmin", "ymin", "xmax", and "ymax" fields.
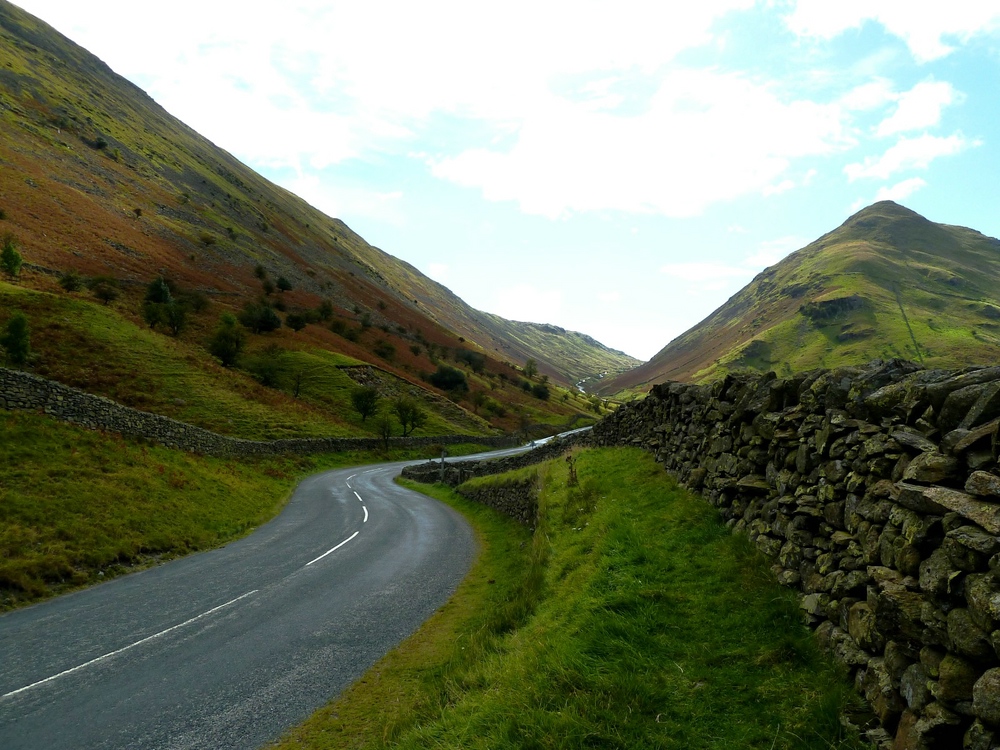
[
  {"xmin": 145, "ymin": 276, "xmax": 173, "ymax": 304},
  {"xmin": 1, "ymin": 312, "xmax": 30, "ymax": 367},
  {"xmin": 1, "ymin": 233, "xmax": 23, "ymax": 279},
  {"xmin": 531, "ymin": 382, "xmax": 550, "ymax": 401},
  {"xmin": 351, "ymin": 386, "xmax": 380, "ymax": 422},
  {"xmin": 285, "ymin": 312, "xmax": 308, "ymax": 332},
  {"xmin": 163, "ymin": 301, "xmax": 187, "ymax": 336},
  {"xmin": 58, "ymin": 269, "xmax": 84, "ymax": 292},
  {"xmin": 524, "ymin": 358, "xmax": 538, "ymax": 380},
  {"xmin": 428, "ymin": 364, "xmax": 468, "ymax": 394},
  {"xmin": 276, "ymin": 276, "xmax": 293, "ymax": 292},
  {"xmin": 375, "ymin": 411, "xmax": 394, "ymax": 451},
  {"xmin": 208, "ymin": 313, "xmax": 245, "ymax": 367},
  {"xmin": 238, "ymin": 302, "xmax": 281, "ymax": 334},
  {"xmin": 471, "ymin": 390, "xmax": 487, "ymax": 414},
  {"xmin": 88, "ymin": 277, "xmax": 120, "ymax": 305},
  {"xmin": 245, "ymin": 344, "xmax": 285, "ymax": 387},
  {"xmin": 316, "ymin": 300, "xmax": 334, "ymax": 321},
  {"xmin": 393, "ymin": 396, "xmax": 427, "ymax": 437}
]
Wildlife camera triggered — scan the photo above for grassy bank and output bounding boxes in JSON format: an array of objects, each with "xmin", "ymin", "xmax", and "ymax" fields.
[
  {"xmin": 0, "ymin": 408, "xmax": 488, "ymax": 611},
  {"xmin": 275, "ymin": 447, "xmax": 867, "ymax": 750}
]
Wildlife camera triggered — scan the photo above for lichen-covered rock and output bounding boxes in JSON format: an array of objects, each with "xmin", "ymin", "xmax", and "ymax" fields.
[{"xmin": 973, "ymin": 668, "xmax": 1000, "ymax": 726}]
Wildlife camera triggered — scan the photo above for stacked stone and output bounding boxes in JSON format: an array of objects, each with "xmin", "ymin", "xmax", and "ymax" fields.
[
  {"xmin": 455, "ymin": 478, "xmax": 539, "ymax": 528},
  {"xmin": 0, "ymin": 367, "xmax": 515, "ymax": 456},
  {"xmin": 591, "ymin": 360, "xmax": 1000, "ymax": 750}
]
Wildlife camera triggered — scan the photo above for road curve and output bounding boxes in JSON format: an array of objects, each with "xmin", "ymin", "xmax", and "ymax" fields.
[{"xmin": 0, "ymin": 447, "xmax": 525, "ymax": 750}]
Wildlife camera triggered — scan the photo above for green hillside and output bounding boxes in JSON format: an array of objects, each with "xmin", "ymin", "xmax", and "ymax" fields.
[
  {"xmin": 0, "ymin": 0, "xmax": 634, "ymax": 389},
  {"xmin": 603, "ymin": 201, "xmax": 1000, "ymax": 392}
]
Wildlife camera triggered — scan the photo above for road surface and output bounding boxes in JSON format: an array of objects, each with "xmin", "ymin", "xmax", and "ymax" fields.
[{"xmin": 0, "ymin": 446, "xmax": 528, "ymax": 750}]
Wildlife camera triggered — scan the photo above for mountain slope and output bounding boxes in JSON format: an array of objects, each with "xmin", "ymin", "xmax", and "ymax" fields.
[
  {"xmin": 602, "ymin": 201, "xmax": 1000, "ymax": 392},
  {"xmin": 0, "ymin": 0, "xmax": 633, "ymax": 388}
]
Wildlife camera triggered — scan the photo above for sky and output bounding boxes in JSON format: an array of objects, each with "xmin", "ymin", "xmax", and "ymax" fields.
[{"xmin": 12, "ymin": 1, "xmax": 1000, "ymax": 360}]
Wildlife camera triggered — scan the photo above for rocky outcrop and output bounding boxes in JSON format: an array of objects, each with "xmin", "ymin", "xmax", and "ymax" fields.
[
  {"xmin": 591, "ymin": 359, "xmax": 1000, "ymax": 749},
  {"xmin": 0, "ymin": 367, "xmax": 515, "ymax": 456}
]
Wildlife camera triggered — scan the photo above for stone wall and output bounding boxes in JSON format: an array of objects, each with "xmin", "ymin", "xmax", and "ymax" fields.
[
  {"xmin": 401, "ymin": 434, "xmax": 590, "ymax": 527},
  {"xmin": 591, "ymin": 359, "xmax": 1000, "ymax": 749},
  {"xmin": 401, "ymin": 431, "xmax": 588, "ymax": 488},
  {"xmin": 455, "ymin": 478, "xmax": 539, "ymax": 528},
  {"xmin": 0, "ymin": 367, "xmax": 516, "ymax": 456}
]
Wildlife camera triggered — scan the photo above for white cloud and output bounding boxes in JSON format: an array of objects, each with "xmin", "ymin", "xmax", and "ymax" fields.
[
  {"xmin": 874, "ymin": 177, "xmax": 927, "ymax": 202},
  {"xmin": 745, "ymin": 236, "xmax": 807, "ymax": 268},
  {"xmin": 845, "ymin": 133, "xmax": 976, "ymax": 181},
  {"xmin": 597, "ymin": 290, "xmax": 621, "ymax": 303},
  {"xmin": 284, "ymin": 176, "xmax": 405, "ymax": 225},
  {"xmin": 876, "ymin": 81, "xmax": 957, "ymax": 137},
  {"xmin": 433, "ymin": 69, "xmax": 851, "ymax": 218},
  {"xmin": 427, "ymin": 263, "xmax": 450, "ymax": 283},
  {"xmin": 785, "ymin": 1, "xmax": 1000, "ymax": 62},
  {"xmin": 841, "ymin": 79, "xmax": 897, "ymax": 112}
]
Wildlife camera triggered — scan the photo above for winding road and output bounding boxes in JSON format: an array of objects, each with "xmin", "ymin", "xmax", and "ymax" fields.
[{"xmin": 0, "ymin": 445, "xmax": 527, "ymax": 750}]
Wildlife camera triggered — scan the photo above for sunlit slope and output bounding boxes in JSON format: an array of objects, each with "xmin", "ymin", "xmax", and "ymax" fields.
[
  {"xmin": 601, "ymin": 201, "xmax": 1000, "ymax": 392},
  {"xmin": 0, "ymin": 0, "xmax": 633, "ymax": 387}
]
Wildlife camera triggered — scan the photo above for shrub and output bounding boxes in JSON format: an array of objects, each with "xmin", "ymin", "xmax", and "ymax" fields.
[
  {"xmin": 261, "ymin": 278, "xmax": 275, "ymax": 296},
  {"xmin": 455, "ymin": 348, "xmax": 486, "ymax": 373},
  {"xmin": 285, "ymin": 312, "xmax": 308, "ymax": 332},
  {"xmin": 1, "ymin": 312, "xmax": 30, "ymax": 367},
  {"xmin": 244, "ymin": 344, "xmax": 285, "ymax": 387},
  {"xmin": 276, "ymin": 276, "xmax": 292, "ymax": 292},
  {"xmin": 329, "ymin": 319, "xmax": 347, "ymax": 336},
  {"xmin": 58, "ymin": 269, "xmax": 84, "ymax": 292},
  {"xmin": 316, "ymin": 300, "xmax": 334, "ymax": 321},
  {"xmin": 145, "ymin": 276, "xmax": 173, "ymax": 304},
  {"xmin": 87, "ymin": 276, "xmax": 120, "ymax": 305},
  {"xmin": 207, "ymin": 313, "xmax": 245, "ymax": 367},
  {"xmin": 428, "ymin": 364, "xmax": 468, "ymax": 393},
  {"xmin": 238, "ymin": 302, "xmax": 281, "ymax": 334},
  {"xmin": 1, "ymin": 233, "xmax": 23, "ymax": 278},
  {"xmin": 531, "ymin": 383, "xmax": 550, "ymax": 401},
  {"xmin": 254, "ymin": 264, "xmax": 267, "ymax": 279},
  {"xmin": 373, "ymin": 340, "xmax": 396, "ymax": 361}
]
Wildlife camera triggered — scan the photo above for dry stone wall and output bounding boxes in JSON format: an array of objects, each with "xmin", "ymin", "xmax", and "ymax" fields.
[
  {"xmin": 0, "ymin": 367, "xmax": 515, "ymax": 456},
  {"xmin": 401, "ymin": 434, "xmax": 589, "ymax": 527},
  {"xmin": 591, "ymin": 359, "xmax": 1000, "ymax": 749}
]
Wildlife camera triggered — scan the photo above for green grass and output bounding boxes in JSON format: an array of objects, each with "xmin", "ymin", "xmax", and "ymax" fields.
[
  {"xmin": 0, "ymin": 408, "xmax": 491, "ymax": 610},
  {"xmin": 275, "ymin": 448, "xmax": 867, "ymax": 750}
]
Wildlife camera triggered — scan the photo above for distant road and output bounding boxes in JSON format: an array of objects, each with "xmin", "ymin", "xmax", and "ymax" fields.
[{"xmin": 0, "ymin": 444, "xmax": 529, "ymax": 750}]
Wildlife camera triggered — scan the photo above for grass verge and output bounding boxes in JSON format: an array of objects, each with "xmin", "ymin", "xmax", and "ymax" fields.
[
  {"xmin": 273, "ymin": 447, "xmax": 868, "ymax": 750},
  {"xmin": 0, "ymin": 408, "xmax": 492, "ymax": 611}
]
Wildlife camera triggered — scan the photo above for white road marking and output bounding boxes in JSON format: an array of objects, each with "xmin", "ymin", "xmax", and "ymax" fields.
[
  {"xmin": 1, "ymin": 590, "xmax": 259, "ymax": 700},
  {"xmin": 363, "ymin": 506, "xmax": 369, "ymax": 523},
  {"xmin": 354, "ymin": 491, "xmax": 363, "ymax": 503},
  {"xmin": 305, "ymin": 531, "xmax": 360, "ymax": 567}
]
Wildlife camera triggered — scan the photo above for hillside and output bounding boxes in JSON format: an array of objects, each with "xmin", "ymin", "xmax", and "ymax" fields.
[
  {"xmin": 601, "ymin": 201, "xmax": 1000, "ymax": 393},
  {"xmin": 0, "ymin": 0, "xmax": 621, "ymax": 432}
]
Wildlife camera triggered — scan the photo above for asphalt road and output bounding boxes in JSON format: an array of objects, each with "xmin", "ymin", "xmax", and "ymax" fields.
[{"xmin": 0, "ymin": 446, "xmax": 527, "ymax": 750}]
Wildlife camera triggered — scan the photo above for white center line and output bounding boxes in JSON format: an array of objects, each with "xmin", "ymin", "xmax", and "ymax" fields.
[
  {"xmin": 2, "ymin": 590, "xmax": 259, "ymax": 700},
  {"xmin": 354, "ymin": 491, "xmax": 364, "ymax": 503},
  {"xmin": 305, "ymin": 531, "xmax": 360, "ymax": 566},
  {"xmin": 363, "ymin": 505, "xmax": 369, "ymax": 523}
]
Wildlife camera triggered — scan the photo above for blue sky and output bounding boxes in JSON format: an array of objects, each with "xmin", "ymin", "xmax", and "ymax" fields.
[{"xmin": 14, "ymin": 1, "xmax": 1000, "ymax": 360}]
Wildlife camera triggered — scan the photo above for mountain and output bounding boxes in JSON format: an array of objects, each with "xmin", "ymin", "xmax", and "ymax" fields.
[
  {"xmin": 0, "ymin": 0, "xmax": 636, "ymax": 390},
  {"xmin": 601, "ymin": 201, "xmax": 1000, "ymax": 393}
]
